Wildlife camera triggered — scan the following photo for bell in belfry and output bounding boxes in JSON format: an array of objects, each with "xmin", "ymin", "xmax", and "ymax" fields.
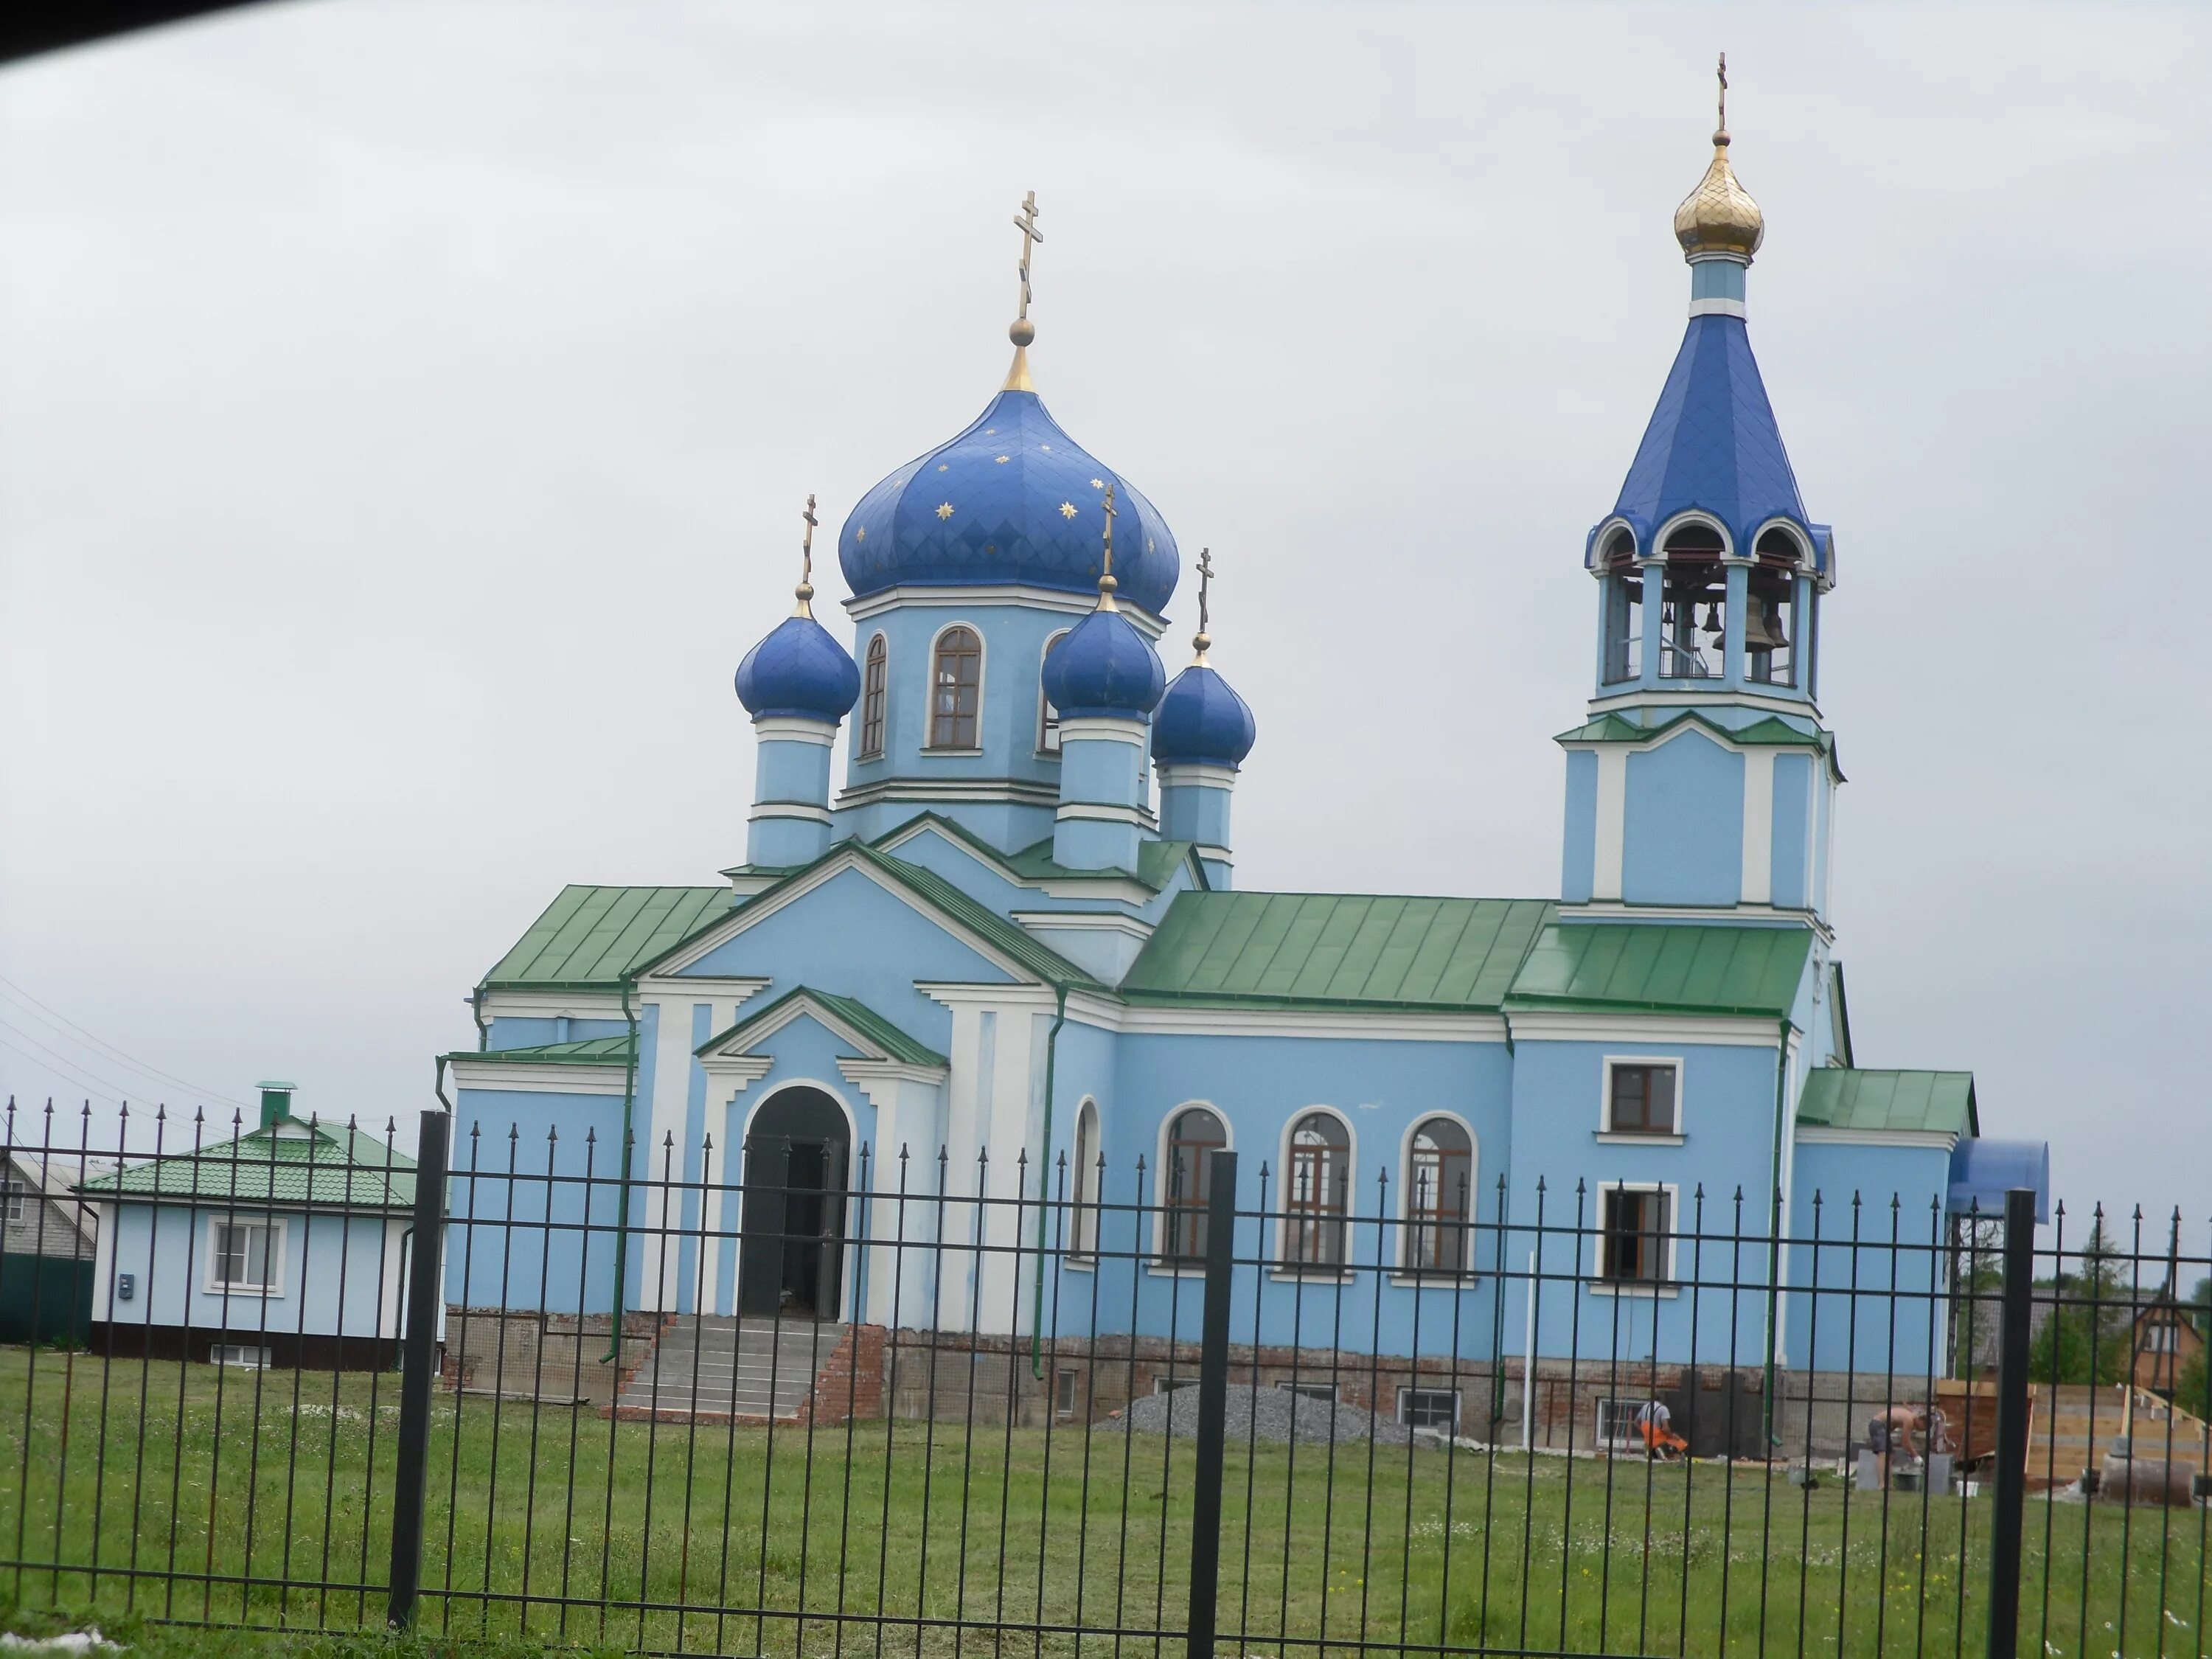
[{"xmin": 1744, "ymin": 597, "xmax": 1790, "ymax": 653}]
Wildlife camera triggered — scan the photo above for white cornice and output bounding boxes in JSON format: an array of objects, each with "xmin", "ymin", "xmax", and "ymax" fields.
[
  {"xmin": 835, "ymin": 777, "xmax": 1065, "ymax": 810},
  {"xmin": 1584, "ymin": 688, "xmax": 1828, "ymax": 723},
  {"xmin": 1795, "ymin": 1127, "xmax": 1960, "ymax": 1150},
  {"xmin": 1506, "ymin": 1011, "xmax": 1787, "ymax": 1046},
  {"xmin": 633, "ymin": 975, "xmax": 772, "ymax": 1004},
  {"xmin": 479, "ymin": 991, "xmax": 625, "ymax": 1022},
  {"xmin": 844, "ymin": 584, "xmax": 1166, "ymax": 637},
  {"xmin": 1012, "ymin": 909, "xmax": 1155, "ymax": 941},
  {"xmin": 1687, "ymin": 297, "xmax": 1747, "ymax": 319},
  {"xmin": 1156, "ymin": 764, "xmax": 1239, "ymax": 790},
  {"xmin": 918, "ymin": 982, "xmax": 1060, "ymax": 1012},
  {"xmin": 837, "ymin": 1057, "xmax": 950, "ymax": 1088},
  {"xmin": 751, "ymin": 718, "xmax": 837, "ymax": 745},
  {"xmin": 697, "ymin": 1054, "xmax": 776, "ymax": 1091},
  {"xmin": 1055, "ymin": 801, "xmax": 1149, "ymax": 826},
  {"xmin": 748, "ymin": 801, "xmax": 833, "ymax": 824},
  {"xmin": 449, "ymin": 1061, "xmax": 627, "ymax": 1096},
  {"xmin": 1058, "ymin": 717, "xmax": 1148, "ymax": 747}
]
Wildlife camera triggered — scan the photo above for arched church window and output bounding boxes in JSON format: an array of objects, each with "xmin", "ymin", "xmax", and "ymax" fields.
[
  {"xmin": 1163, "ymin": 1106, "xmax": 1225, "ymax": 1263},
  {"xmin": 1284, "ymin": 1110, "xmax": 1351, "ymax": 1269},
  {"xmin": 1405, "ymin": 1118, "xmax": 1474, "ymax": 1275},
  {"xmin": 927, "ymin": 626, "xmax": 982, "ymax": 749},
  {"xmin": 1038, "ymin": 630, "xmax": 1070, "ymax": 754},
  {"xmin": 1747, "ymin": 531, "xmax": 1801, "ymax": 688},
  {"xmin": 858, "ymin": 634, "xmax": 888, "ymax": 758},
  {"xmin": 1658, "ymin": 523, "xmax": 1726, "ymax": 681},
  {"xmin": 1599, "ymin": 529, "xmax": 1642, "ymax": 685},
  {"xmin": 1070, "ymin": 1097, "xmax": 1100, "ymax": 1259}
]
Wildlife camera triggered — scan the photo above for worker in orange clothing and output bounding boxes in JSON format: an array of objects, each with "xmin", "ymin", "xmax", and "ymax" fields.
[{"xmin": 1636, "ymin": 1397, "xmax": 1688, "ymax": 1460}]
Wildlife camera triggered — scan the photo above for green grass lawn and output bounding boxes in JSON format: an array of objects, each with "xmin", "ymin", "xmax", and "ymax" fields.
[{"xmin": 1, "ymin": 1351, "xmax": 2205, "ymax": 1658}]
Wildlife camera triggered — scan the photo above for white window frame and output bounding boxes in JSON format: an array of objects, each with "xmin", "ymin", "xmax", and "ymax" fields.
[
  {"xmin": 1594, "ymin": 1395, "xmax": 1658, "ymax": 1450},
  {"xmin": 857, "ymin": 632, "xmax": 889, "ymax": 759},
  {"xmin": 1397, "ymin": 1386, "xmax": 1461, "ymax": 1432},
  {"xmin": 1593, "ymin": 1181, "xmax": 1680, "ymax": 1295},
  {"xmin": 1068, "ymin": 1097, "xmax": 1100, "ymax": 1266},
  {"xmin": 1054, "ymin": 1367, "xmax": 1080, "ymax": 1416},
  {"xmin": 1277, "ymin": 1380, "xmax": 1337, "ymax": 1403},
  {"xmin": 204, "ymin": 1213, "xmax": 288, "ymax": 1297},
  {"xmin": 1152, "ymin": 1374, "xmax": 1200, "ymax": 1396},
  {"xmin": 1397, "ymin": 1112, "xmax": 1479, "ymax": 1278},
  {"xmin": 922, "ymin": 622, "xmax": 986, "ymax": 754},
  {"xmin": 1273, "ymin": 1105, "xmax": 1356, "ymax": 1279},
  {"xmin": 209, "ymin": 1343, "xmax": 272, "ymax": 1368},
  {"xmin": 1598, "ymin": 1056, "xmax": 1686, "ymax": 1144},
  {"xmin": 1, "ymin": 1173, "xmax": 24, "ymax": 1225},
  {"xmin": 1152, "ymin": 1102, "xmax": 1230, "ymax": 1276},
  {"xmin": 1037, "ymin": 628, "xmax": 1070, "ymax": 754}
]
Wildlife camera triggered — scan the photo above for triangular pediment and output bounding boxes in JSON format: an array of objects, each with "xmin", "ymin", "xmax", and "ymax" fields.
[{"xmin": 696, "ymin": 986, "xmax": 947, "ymax": 1072}]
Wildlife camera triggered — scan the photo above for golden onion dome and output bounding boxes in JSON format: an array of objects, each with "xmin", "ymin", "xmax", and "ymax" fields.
[{"xmin": 1674, "ymin": 125, "xmax": 1764, "ymax": 261}]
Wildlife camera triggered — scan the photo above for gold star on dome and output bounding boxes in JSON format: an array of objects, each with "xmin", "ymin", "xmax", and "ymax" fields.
[
  {"xmin": 985, "ymin": 428, "xmax": 996, "ymax": 437},
  {"xmin": 936, "ymin": 501, "xmax": 955, "ymax": 520},
  {"xmin": 855, "ymin": 526, "xmax": 866, "ymax": 543},
  {"xmin": 938, "ymin": 464, "xmax": 949, "ymax": 472},
  {"xmin": 1059, "ymin": 501, "xmax": 1077, "ymax": 519},
  {"xmin": 995, "ymin": 454, "xmax": 1010, "ymax": 464},
  {"xmin": 1090, "ymin": 478, "xmax": 1104, "ymax": 489},
  {"xmin": 1040, "ymin": 444, "xmax": 1052, "ymax": 452}
]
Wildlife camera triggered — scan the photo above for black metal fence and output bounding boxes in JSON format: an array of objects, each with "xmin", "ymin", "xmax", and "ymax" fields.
[{"xmin": 1, "ymin": 1099, "xmax": 2207, "ymax": 1658}]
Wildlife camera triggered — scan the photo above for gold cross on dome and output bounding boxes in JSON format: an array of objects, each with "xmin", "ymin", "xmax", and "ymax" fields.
[
  {"xmin": 1717, "ymin": 51, "xmax": 1728, "ymax": 133},
  {"xmin": 1097, "ymin": 482, "xmax": 1120, "ymax": 609},
  {"xmin": 1013, "ymin": 190, "xmax": 1043, "ymax": 321}
]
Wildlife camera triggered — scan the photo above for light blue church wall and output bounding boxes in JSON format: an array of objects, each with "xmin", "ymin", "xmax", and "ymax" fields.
[
  {"xmin": 1786, "ymin": 1138, "xmax": 1954, "ymax": 1376},
  {"xmin": 100, "ymin": 1204, "xmax": 405, "ymax": 1340},
  {"xmin": 755, "ymin": 734, "xmax": 833, "ymax": 804},
  {"xmin": 485, "ymin": 1016, "xmax": 630, "ymax": 1052},
  {"xmin": 1622, "ymin": 731, "xmax": 1744, "ymax": 906},
  {"xmin": 1559, "ymin": 751, "xmax": 1597, "ymax": 903},
  {"xmin": 447, "ymin": 1081, "xmax": 633, "ymax": 1312},
  {"xmin": 1506, "ymin": 1034, "xmax": 1789, "ymax": 1367},
  {"xmin": 878, "ymin": 822, "xmax": 1191, "ymax": 925}
]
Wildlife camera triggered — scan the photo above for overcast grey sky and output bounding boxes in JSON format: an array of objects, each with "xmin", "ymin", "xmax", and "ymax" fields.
[{"xmin": 1, "ymin": 1, "xmax": 2205, "ymax": 1223}]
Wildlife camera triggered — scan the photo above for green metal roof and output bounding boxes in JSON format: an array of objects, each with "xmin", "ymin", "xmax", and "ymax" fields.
[
  {"xmin": 1798, "ymin": 1069, "xmax": 1978, "ymax": 1137},
  {"xmin": 446, "ymin": 1035, "xmax": 636, "ymax": 1066},
  {"xmin": 482, "ymin": 885, "xmax": 732, "ymax": 990},
  {"xmin": 697, "ymin": 987, "xmax": 947, "ymax": 1068},
  {"xmin": 1121, "ymin": 893, "xmax": 1556, "ymax": 1011},
  {"xmin": 79, "ymin": 1119, "xmax": 417, "ymax": 1210},
  {"xmin": 1504, "ymin": 922, "xmax": 1813, "ymax": 1018}
]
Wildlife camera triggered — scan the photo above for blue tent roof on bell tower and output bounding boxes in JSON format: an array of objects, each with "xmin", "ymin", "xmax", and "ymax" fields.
[{"xmin": 1604, "ymin": 313, "xmax": 1814, "ymax": 563}]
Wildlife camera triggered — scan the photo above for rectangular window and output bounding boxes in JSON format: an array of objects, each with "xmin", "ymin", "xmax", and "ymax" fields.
[
  {"xmin": 1599, "ymin": 1187, "xmax": 1672, "ymax": 1285},
  {"xmin": 1607, "ymin": 1063, "xmax": 1678, "ymax": 1135},
  {"xmin": 1152, "ymin": 1375, "xmax": 1200, "ymax": 1396},
  {"xmin": 1594, "ymin": 1397, "xmax": 1655, "ymax": 1450},
  {"xmin": 927, "ymin": 628, "xmax": 982, "ymax": 749},
  {"xmin": 1055, "ymin": 1368, "xmax": 1079, "ymax": 1416},
  {"xmin": 2144, "ymin": 1324, "xmax": 2177, "ymax": 1354},
  {"xmin": 1, "ymin": 1175, "xmax": 23, "ymax": 1224},
  {"xmin": 1398, "ymin": 1388, "xmax": 1460, "ymax": 1431},
  {"xmin": 209, "ymin": 1343, "xmax": 271, "ymax": 1368},
  {"xmin": 1277, "ymin": 1380, "xmax": 1337, "ymax": 1403},
  {"xmin": 858, "ymin": 639, "xmax": 887, "ymax": 759},
  {"xmin": 209, "ymin": 1218, "xmax": 281, "ymax": 1293},
  {"xmin": 1601, "ymin": 571, "xmax": 1643, "ymax": 684}
]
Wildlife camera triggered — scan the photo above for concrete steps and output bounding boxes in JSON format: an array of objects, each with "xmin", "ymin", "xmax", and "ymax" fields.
[{"xmin": 616, "ymin": 1315, "xmax": 845, "ymax": 1422}]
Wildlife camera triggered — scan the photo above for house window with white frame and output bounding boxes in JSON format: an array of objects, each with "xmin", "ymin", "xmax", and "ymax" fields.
[
  {"xmin": 1606, "ymin": 1062, "xmax": 1678, "ymax": 1135},
  {"xmin": 1405, "ymin": 1117, "xmax": 1474, "ymax": 1275},
  {"xmin": 1038, "ymin": 630, "xmax": 1069, "ymax": 753},
  {"xmin": 1055, "ymin": 1368, "xmax": 1080, "ymax": 1416},
  {"xmin": 1283, "ymin": 1112, "xmax": 1350, "ymax": 1269},
  {"xmin": 209, "ymin": 1216, "xmax": 283, "ymax": 1294},
  {"xmin": 1398, "ymin": 1387, "xmax": 1460, "ymax": 1431},
  {"xmin": 1, "ymin": 1173, "xmax": 24, "ymax": 1224},
  {"xmin": 1599, "ymin": 1186, "xmax": 1672, "ymax": 1286}
]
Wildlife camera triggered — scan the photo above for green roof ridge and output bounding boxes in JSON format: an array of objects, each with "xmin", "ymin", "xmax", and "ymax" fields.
[
  {"xmin": 79, "ymin": 1118, "xmax": 417, "ymax": 1209},
  {"xmin": 481, "ymin": 884, "xmax": 732, "ymax": 990},
  {"xmin": 446, "ymin": 1034, "xmax": 637, "ymax": 1065}
]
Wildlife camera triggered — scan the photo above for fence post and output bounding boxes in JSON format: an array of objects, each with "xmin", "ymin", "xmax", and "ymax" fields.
[
  {"xmin": 387, "ymin": 1108, "xmax": 451, "ymax": 1630},
  {"xmin": 1985, "ymin": 1186, "xmax": 2036, "ymax": 1659},
  {"xmin": 1185, "ymin": 1149, "xmax": 1237, "ymax": 1659}
]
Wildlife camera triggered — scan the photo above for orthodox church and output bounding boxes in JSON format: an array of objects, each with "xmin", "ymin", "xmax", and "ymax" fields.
[{"xmin": 445, "ymin": 98, "xmax": 2041, "ymax": 1380}]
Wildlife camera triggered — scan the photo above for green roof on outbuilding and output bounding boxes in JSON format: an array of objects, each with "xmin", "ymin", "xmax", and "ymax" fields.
[
  {"xmin": 1798, "ymin": 1069, "xmax": 1978, "ymax": 1137},
  {"xmin": 1504, "ymin": 922, "xmax": 1812, "ymax": 1018},
  {"xmin": 79, "ymin": 1118, "xmax": 416, "ymax": 1210},
  {"xmin": 1121, "ymin": 893, "xmax": 1555, "ymax": 1012},
  {"xmin": 482, "ymin": 886, "xmax": 732, "ymax": 990}
]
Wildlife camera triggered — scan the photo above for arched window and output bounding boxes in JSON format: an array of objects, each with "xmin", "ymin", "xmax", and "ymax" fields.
[
  {"xmin": 858, "ymin": 634, "xmax": 888, "ymax": 758},
  {"xmin": 1659, "ymin": 522, "xmax": 1725, "ymax": 681},
  {"xmin": 1070, "ymin": 1097, "xmax": 1100, "ymax": 1260},
  {"xmin": 1162, "ymin": 1106, "xmax": 1226, "ymax": 1263},
  {"xmin": 1284, "ymin": 1110, "xmax": 1351, "ymax": 1268},
  {"xmin": 1599, "ymin": 529, "xmax": 1642, "ymax": 685},
  {"xmin": 1747, "ymin": 529, "xmax": 1801, "ymax": 688},
  {"xmin": 927, "ymin": 626, "xmax": 982, "ymax": 749},
  {"xmin": 1405, "ymin": 1118, "xmax": 1475, "ymax": 1275},
  {"xmin": 1038, "ymin": 630, "xmax": 1070, "ymax": 754}
]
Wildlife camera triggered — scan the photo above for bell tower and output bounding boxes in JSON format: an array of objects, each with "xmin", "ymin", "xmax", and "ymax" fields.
[{"xmin": 1559, "ymin": 61, "xmax": 1841, "ymax": 924}]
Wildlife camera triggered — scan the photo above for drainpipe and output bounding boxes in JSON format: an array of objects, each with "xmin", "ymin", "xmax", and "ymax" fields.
[
  {"xmin": 602, "ymin": 979, "xmax": 642, "ymax": 1365},
  {"xmin": 468, "ymin": 985, "xmax": 489, "ymax": 1051},
  {"xmin": 1762, "ymin": 1015, "xmax": 1791, "ymax": 1447},
  {"xmin": 1029, "ymin": 981, "xmax": 1068, "ymax": 1380}
]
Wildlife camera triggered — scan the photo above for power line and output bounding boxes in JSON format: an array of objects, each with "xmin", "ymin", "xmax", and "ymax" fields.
[
  {"xmin": 0, "ymin": 1036, "xmax": 126, "ymax": 1113},
  {"xmin": 0, "ymin": 1019, "xmax": 144, "ymax": 1105},
  {"xmin": 0, "ymin": 975, "xmax": 251, "ymax": 1107}
]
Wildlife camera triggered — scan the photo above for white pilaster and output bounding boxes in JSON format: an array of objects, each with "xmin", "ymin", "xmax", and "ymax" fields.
[
  {"xmin": 1740, "ymin": 748, "xmax": 1776, "ymax": 905},
  {"xmin": 1592, "ymin": 748, "xmax": 1628, "ymax": 900}
]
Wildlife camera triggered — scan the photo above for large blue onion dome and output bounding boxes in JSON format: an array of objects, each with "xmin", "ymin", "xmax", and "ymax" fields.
[
  {"xmin": 735, "ymin": 611, "xmax": 860, "ymax": 723},
  {"xmin": 1152, "ymin": 664, "xmax": 1256, "ymax": 768},
  {"xmin": 1042, "ymin": 600, "xmax": 1165, "ymax": 720},
  {"xmin": 837, "ymin": 385, "xmax": 1180, "ymax": 619}
]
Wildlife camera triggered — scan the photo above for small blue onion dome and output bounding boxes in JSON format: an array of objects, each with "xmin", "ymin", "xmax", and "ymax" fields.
[
  {"xmin": 1041, "ymin": 605, "xmax": 1165, "ymax": 720},
  {"xmin": 734, "ymin": 613, "xmax": 860, "ymax": 723},
  {"xmin": 1152, "ymin": 664, "xmax": 1256, "ymax": 768},
  {"xmin": 838, "ymin": 387, "xmax": 1180, "ymax": 618}
]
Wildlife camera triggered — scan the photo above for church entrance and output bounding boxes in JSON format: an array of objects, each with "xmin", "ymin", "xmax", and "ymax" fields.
[{"xmin": 737, "ymin": 1088, "xmax": 849, "ymax": 1321}]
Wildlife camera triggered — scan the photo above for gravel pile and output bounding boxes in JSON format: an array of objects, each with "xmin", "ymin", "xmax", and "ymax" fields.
[{"xmin": 1102, "ymin": 1382, "xmax": 1415, "ymax": 1447}]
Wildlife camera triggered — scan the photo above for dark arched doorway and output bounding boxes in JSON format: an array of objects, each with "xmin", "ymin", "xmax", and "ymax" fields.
[{"xmin": 737, "ymin": 1088, "xmax": 851, "ymax": 1321}]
